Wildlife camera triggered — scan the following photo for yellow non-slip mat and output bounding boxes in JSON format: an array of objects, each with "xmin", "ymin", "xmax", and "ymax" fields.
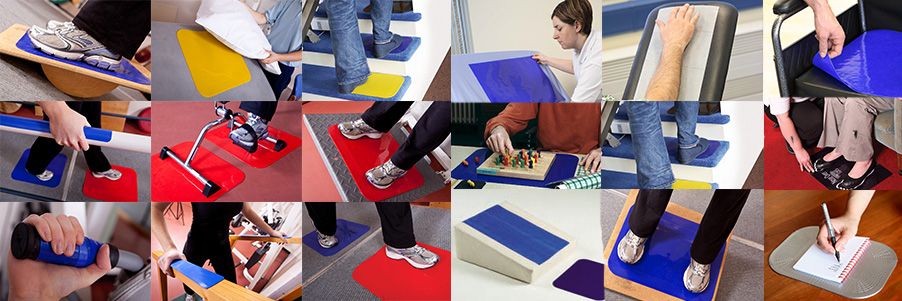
[
  {"xmin": 672, "ymin": 179, "xmax": 713, "ymax": 189},
  {"xmin": 351, "ymin": 72, "xmax": 406, "ymax": 98},
  {"xmin": 177, "ymin": 29, "xmax": 250, "ymax": 97}
]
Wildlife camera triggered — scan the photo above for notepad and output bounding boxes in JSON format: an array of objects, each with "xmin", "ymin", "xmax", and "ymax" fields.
[{"xmin": 792, "ymin": 237, "xmax": 870, "ymax": 283}]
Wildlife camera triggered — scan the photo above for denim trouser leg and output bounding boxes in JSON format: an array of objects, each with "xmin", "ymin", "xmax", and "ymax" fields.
[
  {"xmin": 326, "ymin": 0, "xmax": 370, "ymax": 86},
  {"xmin": 674, "ymin": 101, "xmax": 700, "ymax": 148},
  {"xmin": 627, "ymin": 101, "xmax": 675, "ymax": 189},
  {"xmin": 369, "ymin": 0, "xmax": 394, "ymax": 43}
]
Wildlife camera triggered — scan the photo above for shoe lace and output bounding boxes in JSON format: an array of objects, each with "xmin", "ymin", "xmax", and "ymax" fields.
[
  {"xmin": 380, "ymin": 161, "xmax": 405, "ymax": 176},
  {"xmin": 691, "ymin": 261, "xmax": 709, "ymax": 275},
  {"xmin": 626, "ymin": 233, "xmax": 642, "ymax": 247}
]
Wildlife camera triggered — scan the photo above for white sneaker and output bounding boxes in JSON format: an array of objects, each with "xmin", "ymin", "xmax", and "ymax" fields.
[
  {"xmin": 35, "ymin": 170, "xmax": 54, "ymax": 181},
  {"xmin": 92, "ymin": 168, "xmax": 122, "ymax": 181}
]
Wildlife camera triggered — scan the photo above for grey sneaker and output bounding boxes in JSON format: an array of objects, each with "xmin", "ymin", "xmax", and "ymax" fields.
[
  {"xmin": 35, "ymin": 170, "xmax": 54, "ymax": 182},
  {"xmin": 386, "ymin": 245, "xmax": 439, "ymax": 269},
  {"xmin": 366, "ymin": 160, "xmax": 407, "ymax": 189},
  {"xmin": 338, "ymin": 119, "xmax": 382, "ymax": 140},
  {"xmin": 27, "ymin": 24, "xmax": 122, "ymax": 71},
  {"xmin": 617, "ymin": 230, "xmax": 648, "ymax": 264},
  {"xmin": 317, "ymin": 232, "xmax": 338, "ymax": 249},
  {"xmin": 47, "ymin": 20, "xmax": 75, "ymax": 31},
  {"xmin": 684, "ymin": 258, "xmax": 710, "ymax": 293},
  {"xmin": 92, "ymin": 168, "xmax": 122, "ymax": 181},
  {"xmin": 229, "ymin": 113, "xmax": 269, "ymax": 152}
]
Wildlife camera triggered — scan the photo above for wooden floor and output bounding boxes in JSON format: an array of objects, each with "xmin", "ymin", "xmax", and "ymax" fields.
[{"xmin": 764, "ymin": 190, "xmax": 902, "ymax": 300}]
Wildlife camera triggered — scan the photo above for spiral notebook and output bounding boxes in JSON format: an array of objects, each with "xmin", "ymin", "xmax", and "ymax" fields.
[{"xmin": 792, "ymin": 236, "xmax": 870, "ymax": 283}]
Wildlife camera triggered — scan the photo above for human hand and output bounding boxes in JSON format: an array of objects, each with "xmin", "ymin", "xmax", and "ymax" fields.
[
  {"xmin": 579, "ymin": 148, "xmax": 603, "ymax": 173},
  {"xmin": 486, "ymin": 126, "xmax": 513, "ymax": 154},
  {"xmin": 817, "ymin": 214, "xmax": 859, "ymax": 254},
  {"xmin": 532, "ymin": 53, "xmax": 549, "ymax": 65},
  {"xmin": 157, "ymin": 249, "xmax": 187, "ymax": 278},
  {"xmin": 7, "ymin": 214, "xmax": 112, "ymax": 300},
  {"xmin": 261, "ymin": 50, "xmax": 280, "ymax": 64},
  {"xmin": 269, "ymin": 230, "xmax": 288, "ymax": 244},
  {"xmin": 811, "ymin": 4, "xmax": 844, "ymax": 58},
  {"xmin": 656, "ymin": 3, "xmax": 699, "ymax": 52},
  {"xmin": 796, "ymin": 150, "xmax": 814, "ymax": 173},
  {"xmin": 48, "ymin": 106, "xmax": 91, "ymax": 152}
]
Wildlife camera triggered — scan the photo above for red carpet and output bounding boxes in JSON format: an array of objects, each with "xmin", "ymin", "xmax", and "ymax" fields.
[{"xmin": 763, "ymin": 115, "xmax": 902, "ymax": 190}]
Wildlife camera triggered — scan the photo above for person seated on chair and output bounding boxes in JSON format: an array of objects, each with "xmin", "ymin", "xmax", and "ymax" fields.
[
  {"xmin": 764, "ymin": 97, "xmax": 825, "ymax": 173},
  {"xmin": 484, "ymin": 103, "xmax": 604, "ymax": 173},
  {"xmin": 531, "ymin": 0, "xmax": 602, "ymax": 102},
  {"xmin": 239, "ymin": 0, "xmax": 304, "ymax": 99},
  {"xmin": 618, "ymin": 189, "xmax": 749, "ymax": 293},
  {"xmin": 337, "ymin": 102, "xmax": 450, "ymax": 189},
  {"xmin": 25, "ymin": 102, "xmax": 122, "ymax": 182},
  {"xmin": 153, "ymin": 202, "xmax": 287, "ymax": 301},
  {"xmin": 229, "ymin": 101, "xmax": 279, "ymax": 152},
  {"xmin": 815, "ymin": 97, "xmax": 895, "ymax": 190},
  {"xmin": 28, "ymin": 0, "xmax": 150, "ymax": 71},
  {"xmin": 305, "ymin": 202, "xmax": 439, "ymax": 269},
  {"xmin": 816, "ymin": 190, "xmax": 873, "ymax": 255}
]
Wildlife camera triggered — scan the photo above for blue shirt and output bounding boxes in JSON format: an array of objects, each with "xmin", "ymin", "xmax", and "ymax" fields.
[{"xmin": 265, "ymin": 0, "xmax": 304, "ymax": 67}]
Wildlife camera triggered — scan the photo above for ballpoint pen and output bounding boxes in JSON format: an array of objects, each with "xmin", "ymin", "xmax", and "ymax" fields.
[{"xmin": 822, "ymin": 203, "xmax": 841, "ymax": 262}]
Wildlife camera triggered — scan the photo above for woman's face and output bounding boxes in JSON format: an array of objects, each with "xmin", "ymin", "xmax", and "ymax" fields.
[{"xmin": 552, "ymin": 16, "xmax": 580, "ymax": 50}]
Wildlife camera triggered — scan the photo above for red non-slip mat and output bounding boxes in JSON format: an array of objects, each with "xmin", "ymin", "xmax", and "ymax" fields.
[
  {"xmin": 328, "ymin": 124, "xmax": 424, "ymax": 202},
  {"xmin": 352, "ymin": 243, "xmax": 450, "ymax": 301},
  {"xmin": 151, "ymin": 142, "xmax": 245, "ymax": 202},
  {"xmin": 204, "ymin": 124, "xmax": 302, "ymax": 168},
  {"xmin": 82, "ymin": 165, "xmax": 138, "ymax": 202}
]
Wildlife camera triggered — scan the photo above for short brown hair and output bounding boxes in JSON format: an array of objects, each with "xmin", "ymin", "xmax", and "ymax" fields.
[{"xmin": 552, "ymin": 0, "xmax": 593, "ymax": 35}]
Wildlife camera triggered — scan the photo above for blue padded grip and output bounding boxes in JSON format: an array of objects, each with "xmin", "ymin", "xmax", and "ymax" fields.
[
  {"xmin": 170, "ymin": 260, "xmax": 225, "ymax": 289},
  {"xmin": 1, "ymin": 115, "xmax": 112, "ymax": 142},
  {"xmin": 463, "ymin": 205, "xmax": 569, "ymax": 265}
]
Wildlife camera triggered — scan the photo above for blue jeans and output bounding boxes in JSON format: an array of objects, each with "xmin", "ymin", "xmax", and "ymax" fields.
[
  {"xmin": 625, "ymin": 101, "xmax": 700, "ymax": 189},
  {"xmin": 326, "ymin": 0, "xmax": 394, "ymax": 87}
]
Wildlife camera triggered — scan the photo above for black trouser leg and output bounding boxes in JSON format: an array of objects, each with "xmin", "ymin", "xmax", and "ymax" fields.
[
  {"xmin": 25, "ymin": 102, "xmax": 111, "ymax": 175},
  {"xmin": 389, "ymin": 102, "xmax": 451, "ymax": 170},
  {"xmin": 764, "ymin": 98, "xmax": 824, "ymax": 149},
  {"xmin": 263, "ymin": 64, "xmax": 296, "ymax": 99},
  {"xmin": 182, "ymin": 231, "xmax": 236, "ymax": 296},
  {"xmin": 628, "ymin": 189, "xmax": 673, "ymax": 237},
  {"xmin": 374, "ymin": 202, "xmax": 416, "ymax": 249},
  {"xmin": 72, "ymin": 0, "xmax": 150, "ymax": 58},
  {"xmin": 690, "ymin": 189, "xmax": 749, "ymax": 264},
  {"xmin": 305, "ymin": 203, "xmax": 337, "ymax": 236},
  {"xmin": 360, "ymin": 102, "xmax": 414, "ymax": 132},
  {"xmin": 239, "ymin": 101, "xmax": 278, "ymax": 121}
]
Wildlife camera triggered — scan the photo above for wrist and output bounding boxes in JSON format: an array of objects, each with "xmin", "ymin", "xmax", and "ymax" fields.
[{"xmin": 10, "ymin": 288, "xmax": 58, "ymax": 301}]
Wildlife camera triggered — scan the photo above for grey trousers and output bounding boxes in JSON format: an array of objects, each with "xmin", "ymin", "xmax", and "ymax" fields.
[{"xmin": 818, "ymin": 97, "xmax": 894, "ymax": 162}]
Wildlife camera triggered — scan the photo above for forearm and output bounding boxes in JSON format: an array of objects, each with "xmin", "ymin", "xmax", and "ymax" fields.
[
  {"xmin": 278, "ymin": 50, "xmax": 303, "ymax": 62},
  {"xmin": 844, "ymin": 190, "xmax": 874, "ymax": 220},
  {"xmin": 546, "ymin": 58, "xmax": 574, "ymax": 74},
  {"xmin": 36, "ymin": 101, "xmax": 72, "ymax": 119},
  {"xmin": 645, "ymin": 47, "xmax": 684, "ymax": 101},
  {"xmin": 242, "ymin": 3, "xmax": 267, "ymax": 25},
  {"xmin": 151, "ymin": 203, "xmax": 180, "ymax": 252},
  {"xmin": 242, "ymin": 204, "xmax": 280, "ymax": 236},
  {"xmin": 776, "ymin": 113, "xmax": 805, "ymax": 151},
  {"xmin": 804, "ymin": 0, "xmax": 831, "ymax": 14}
]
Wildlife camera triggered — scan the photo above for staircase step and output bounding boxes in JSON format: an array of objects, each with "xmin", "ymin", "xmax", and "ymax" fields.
[
  {"xmin": 314, "ymin": 0, "xmax": 422, "ymax": 21},
  {"xmin": 311, "ymin": 17, "xmax": 420, "ymax": 37},
  {"xmin": 591, "ymin": 169, "xmax": 718, "ymax": 189},
  {"xmin": 302, "ymin": 64, "xmax": 410, "ymax": 101},
  {"xmin": 613, "ymin": 101, "xmax": 731, "ymax": 124},
  {"xmin": 602, "ymin": 135, "xmax": 730, "ymax": 168},
  {"xmin": 304, "ymin": 31, "xmax": 421, "ymax": 62}
]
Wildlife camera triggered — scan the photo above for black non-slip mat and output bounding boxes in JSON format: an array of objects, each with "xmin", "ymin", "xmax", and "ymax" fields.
[{"xmin": 810, "ymin": 148, "xmax": 891, "ymax": 190}]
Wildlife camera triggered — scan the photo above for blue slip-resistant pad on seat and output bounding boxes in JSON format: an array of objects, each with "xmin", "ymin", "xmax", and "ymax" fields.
[
  {"xmin": 314, "ymin": 0, "xmax": 422, "ymax": 21},
  {"xmin": 302, "ymin": 219, "xmax": 371, "ymax": 257},
  {"xmin": 553, "ymin": 259, "xmax": 606, "ymax": 300},
  {"xmin": 11, "ymin": 149, "xmax": 66, "ymax": 188},
  {"xmin": 2, "ymin": 115, "xmax": 112, "ymax": 142},
  {"xmin": 463, "ymin": 204, "xmax": 569, "ymax": 265},
  {"xmin": 613, "ymin": 102, "xmax": 731, "ymax": 124},
  {"xmin": 450, "ymin": 148, "xmax": 578, "ymax": 188},
  {"xmin": 602, "ymin": 135, "xmax": 729, "ymax": 168},
  {"xmin": 303, "ymin": 31, "xmax": 420, "ymax": 62},
  {"xmin": 15, "ymin": 32, "xmax": 151, "ymax": 85},
  {"xmin": 452, "ymin": 51, "xmax": 569, "ymax": 103},
  {"xmin": 301, "ymin": 64, "xmax": 410, "ymax": 101},
  {"xmin": 170, "ymin": 260, "xmax": 225, "ymax": 289},
  {"xmin": 609, "ymin": 206, "xmax": 726, "ymax": 301},
  {"xmin": 812, "ymin": 30, "xmax": 902, "ymax": 97},
  {"xmin": 469, "ymin": 56, "xmax": 567, "ymax": 103}
]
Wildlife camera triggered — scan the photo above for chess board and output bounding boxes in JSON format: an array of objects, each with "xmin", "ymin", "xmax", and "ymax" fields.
[{"xmin": 475, "ymin": 151, "xmax": 556, "ymax": 181}]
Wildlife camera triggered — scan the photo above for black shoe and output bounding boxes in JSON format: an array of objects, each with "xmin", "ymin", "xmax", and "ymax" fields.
[
  {"xmin": 813, "ymin": 156, "xmax": 837, "ymax": 172},
  {"xmin": 785, "ymin": 140, "xmax": 794, "ymax": 155},
  {"xmin": 836, "ymin": 163, "xmax": 877, "ymax": 190}
]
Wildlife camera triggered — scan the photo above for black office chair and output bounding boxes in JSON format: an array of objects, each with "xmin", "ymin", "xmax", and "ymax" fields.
[{"xmin": 772, "ymin": 0, "xmax": 902, "ymax": 97}]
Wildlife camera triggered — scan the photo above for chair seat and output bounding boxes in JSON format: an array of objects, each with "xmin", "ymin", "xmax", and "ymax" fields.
[
  {"xmin": 875, "ymin": 110, "xmax": 899, "ymax": 153},
  {"xmin": 794, "ymin": 67, "xmax": 872, "ymax": 97}
]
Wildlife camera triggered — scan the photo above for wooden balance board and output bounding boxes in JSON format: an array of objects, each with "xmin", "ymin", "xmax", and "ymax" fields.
[
  {"xmin": 0, "ymin": 24, "xmax": 151, "ymax": 97},
  {"xmin": 476, "ymin": 151, "xmax": 556, "ymax": 181}
]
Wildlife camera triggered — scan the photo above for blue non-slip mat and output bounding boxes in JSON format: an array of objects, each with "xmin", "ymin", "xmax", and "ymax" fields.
[
  {"xmin": 301, "ymin": 64, "xmax": 410, "ymax": 101},
  {"xmin": 294, "ymin": 73, "xmax": 302, "ymax": 98},
  {"xmin": 303, "ymin": 31, "xmax": 421, "ymax": 62},
  {"xmin": 613, "ymin": 102, "xmax": 731, "ymax": 124},
  {"xmin": 812, "ymin": 30, "xmax": 902, "ymax": 97},
  {"xmin": 609, "ymin": 206, "xmax": 726, "ymax": 301},
  {"xmin": 11, "ymin": 149, "xmax": 67, "ymax": 188},
  {"xmin": 579, "ymin": 169, "xmax": 718, "ymax": 189},
  {"xmin": 463, "ymin": 204, "xmax": 569, "ymax": 265},
  {"xmin": 602, "ymin": 136, "xmax": 729, "ymax": 168},
  {"xmin": 302, "ymin": 219, "xmax": 371, "ymax": 257},
  {"xmin": 553, "ymin": 259, "xmax": 605, "ymax": 300},
  {"xmin": 450, "ymin": 148, "xmax": 578, "ymax": 188},
  {"xmin": 15, "ymin": 32, "xmax": 151, "ymax": 85},
  {"xmin": 314, "ymin": 0, "xmax": 422, "ymax": 21},
  {"xmin": 469, "ymin": 56, "xmax": 567, "ymax": 103},
  {"xmin": 170, "ymin": 260, "xmax": 225, "ymax": 289}
]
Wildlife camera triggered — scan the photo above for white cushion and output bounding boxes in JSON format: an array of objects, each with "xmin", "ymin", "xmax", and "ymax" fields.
[{"xmin": 196, "ymin": 0, "xmax": 281, "ymax": 74}]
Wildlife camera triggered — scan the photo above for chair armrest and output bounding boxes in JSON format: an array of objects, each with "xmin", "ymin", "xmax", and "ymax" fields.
[{"xmin": 774, "ymin": 0, "xmax": 808, "ymax": 15}]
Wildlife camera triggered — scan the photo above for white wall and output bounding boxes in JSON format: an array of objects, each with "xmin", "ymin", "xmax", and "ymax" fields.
[
  {"xmin": 467, "ymin": 0, "xmax": 603, "ymax": 95},
  {"xmin": 151, "ymin": 0, "xmax": 281, "ymax": 24}
]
